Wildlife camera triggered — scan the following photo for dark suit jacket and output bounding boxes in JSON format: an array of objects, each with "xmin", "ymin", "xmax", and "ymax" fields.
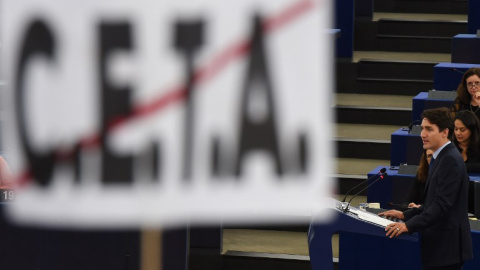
[{"xmin": 403, "ymin": 142, "xmax": 473, "ymax": 267}]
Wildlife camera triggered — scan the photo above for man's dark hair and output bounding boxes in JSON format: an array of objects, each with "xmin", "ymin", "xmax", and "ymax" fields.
[{"xmin": 421, "ymin": 107, "xmax": 454, "ymax": 138}]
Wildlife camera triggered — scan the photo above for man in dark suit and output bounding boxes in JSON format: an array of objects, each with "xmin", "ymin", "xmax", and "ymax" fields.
[{"xmin": 379, "ymin": 107, "xmax": 473, "ymax": 270}]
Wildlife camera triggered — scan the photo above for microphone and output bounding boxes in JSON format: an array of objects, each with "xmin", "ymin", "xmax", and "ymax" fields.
[
  {"xmin": 451, "ymin": 68, "xmax": 465, "ymax": 75},
  {"xmin": 344, "ymin": 172, "xmax": 387, "ymax": 212},
  {"xmin": 341, "ymin": 168, "xmax": 386, "ymax": 203}
]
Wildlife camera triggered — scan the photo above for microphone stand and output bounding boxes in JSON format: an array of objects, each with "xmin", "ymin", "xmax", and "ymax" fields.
[
  {"xmin": 344, "ymin": 173, "xmax": 387, "ymax": 213},
  {"xmin": 341, "ymin": 168, "xmax": 386, "ymax": 203}
]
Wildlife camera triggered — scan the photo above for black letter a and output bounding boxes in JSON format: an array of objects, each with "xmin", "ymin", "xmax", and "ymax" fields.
[{"xmin": 235, "ymin": 15, "xmax": 283, "ymax": 177}]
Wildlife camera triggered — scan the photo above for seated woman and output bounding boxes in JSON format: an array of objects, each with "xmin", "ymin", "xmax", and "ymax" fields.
[
  {"xmin": 405, "ymin": 149, "xmax": 433, "ymax": 208},
  {"xmin": 452, "ymin": 67, "xmax": 480, "ymax": 119},
  {"xmin": 453, "ymin": 110, "xmax": 480, "ymax": 173},
  {"xmin": 453, "ymin": 110, "xmax": 480, "ymax": 214}
]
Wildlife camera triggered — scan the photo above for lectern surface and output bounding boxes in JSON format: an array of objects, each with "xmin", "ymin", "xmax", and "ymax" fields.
[
  {"xmin": 336, "ymin": 200, "xmax": 395, "ymax": 228},
  {"xmin": 348, "ymin": 207, "xmax": 394, "ymax": 227}
]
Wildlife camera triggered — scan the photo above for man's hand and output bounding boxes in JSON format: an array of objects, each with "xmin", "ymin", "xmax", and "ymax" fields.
[
  {"xmin": 379, "ymin": 210, "xmax": 408, "ymax": 238},
  {"xmin": 407, "ymin": 202, "xmax": 421, "ymax": 208},
  {"xmin": 474, "ymin": 92, "xmax": 480, "ymax": 104},
  {"xmin": 378, "ymin": 209, "xmax": 405, "ymax": 220},
  {"xmin": 384, "ymin": 222, "xmax": 409, "ymax": 238}
]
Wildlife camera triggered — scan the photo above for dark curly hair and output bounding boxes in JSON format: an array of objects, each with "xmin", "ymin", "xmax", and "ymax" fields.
[{"xmin": 455, "ymin": 67, "xmax": 480, "ymax": 107}]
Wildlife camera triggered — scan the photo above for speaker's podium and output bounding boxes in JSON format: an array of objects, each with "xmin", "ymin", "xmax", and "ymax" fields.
[{"xmin": 308, "ymin": 199, "xmax": 420, "ymax": 270}]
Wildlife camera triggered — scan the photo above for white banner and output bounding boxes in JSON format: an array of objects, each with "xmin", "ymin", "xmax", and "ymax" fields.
[{"xmin": 1, "ymin": 0, "xmax": 335, "ymax": 228}]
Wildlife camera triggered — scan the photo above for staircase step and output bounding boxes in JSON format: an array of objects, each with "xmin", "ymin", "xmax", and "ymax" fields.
[
  {"xmin": 336, "ymin": 138, "xmax": 390, "ymax": 160},
  {"xmin": 335, "ymin": 158, "xmax": 390, "ymax": 195},
  {"xmin": 336, "ymin": 158, "xmax": 390, "ymax": 176},
  {"xmin": 375, "ymin": 0, "xmax": 468, "ymax": 14},
  {"xmin": 335, "ymin": 123, "xmax": 398, "ymax": 161},
  {"xmin": 356, "ymin": 78, "xmax": 432, "ymax": 96},
  {"xmin": 336, "ymin": 106, "xmax": 411, "ymax": 125},
  {"xmin": 377, "ymin": 19, "xmax": 467, "ymax": 38},
  {"xmin": 335, "ymin": 94, "xmax": 413, "ymax": 119},
  {"xmin": 335, "ymin": 174, "xmax": 372, "ymax": 196},
  {"xmin": 373, "ymin": 12, "xmax": 467, "ymax": 22},
  {"xmin": 336, "ymin": 123, "xmax": 399, "ymax": 141},
  {"xmin": 353, "ymin": 51, "xmax": 451, "ymax": 63},
  {"xmin": 357, "ymin": 59, "xmax": 436, "ymax": 80},
  {"xmin": 335, "ymin": 93, "xmax": 413, "ymax": 108},
  {"xmin": 376, "ymin": 35, "xmax": 452, "ymax": 53}
]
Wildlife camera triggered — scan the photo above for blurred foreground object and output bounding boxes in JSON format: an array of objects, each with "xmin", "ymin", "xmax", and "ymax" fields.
[{"xmin": 0, "ymin": 0, "xmax": 334, "ymax": 228}]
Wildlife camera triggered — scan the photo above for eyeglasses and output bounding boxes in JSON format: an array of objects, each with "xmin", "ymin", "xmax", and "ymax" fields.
[{"xmin": 467, "ymin": 81, "xmax": 480, "ymax": 89}]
